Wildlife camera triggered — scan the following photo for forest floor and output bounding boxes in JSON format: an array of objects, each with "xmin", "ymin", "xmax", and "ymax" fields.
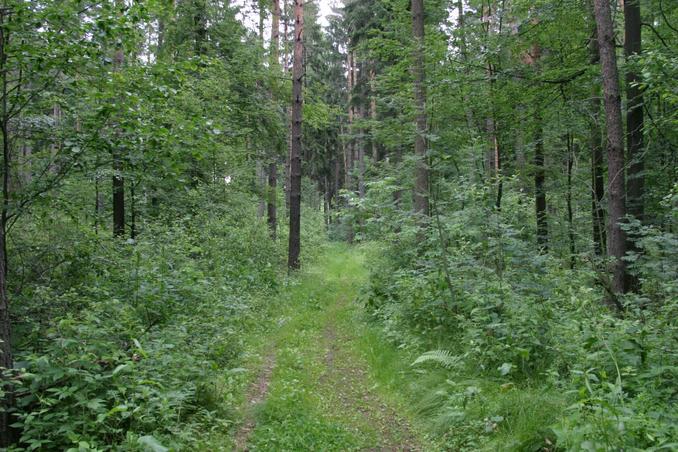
[{"xmin": 223, "ymin": 244, "xmax": 434, "ymax": 451}]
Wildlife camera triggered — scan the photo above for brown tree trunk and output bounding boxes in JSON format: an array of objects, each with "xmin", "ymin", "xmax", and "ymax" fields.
[
  {"xmin": 625, "ymin": 0, "xmax": 644, "ymax": 222},
  {"xmin": 346, "ymin": 52, "xmax": 354, "ymax": 192},
  {"xmin": 257, "ymin": 161, "xmax": 266, "ymax": 219},
  {"xmin": 369, "ymin": 67, "xmax": 378, "ymax": 162},
  {"xmin": 0, "ymin": 229, "xmax": 11, "ymax": 447},
  {"xmin": 283, "ymin": 0, "xmax": 291, "ymax": 214},
  {"xmin": 288, "ymin": 0, "xmax": 304, "ymax": 270},
  {"xmin": 567, "ymin": 135, "xmax": 576, "ymax": 268},
  {"xmin": 358, "ymin": 105, "xmax": 366, "ymax": 200},
  {"xmin": 589, "ymin": 18, "xmax": 607, "ymax": 256},
  {"xmin": 624, "ymin": 0, "xmax": 643, "ymax": 292},
  {"xmin": 112, "ymin": 6, "xmax": 125, "ymax": 237},
  {"xmin": 0, "ymin": 10, "xmax": 14, "ymax": 444},
  {"xmin": 267, "ymin": 0, "xmax": 281, "ymax": 239},
  {"xmin": 267, "ymin": 162, "xmax": 277, "ymax": 239},
  {"xmin": 411, "ymin": 0, "xmax": 429, "ymax": 218},
  {"xmin": 534, "ymin": 107, "xmax": 548, "ymax": 251},
  {"xmin": 594, "ymin": 0, "xmax": 627, "ymax": 303},
  {"xmin": 112, "ymin": 153, "xmax": 125, "ymax": 238}
]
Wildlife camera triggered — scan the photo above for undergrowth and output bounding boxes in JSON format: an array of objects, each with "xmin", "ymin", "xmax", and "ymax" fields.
[
  {"xmin": 356, "ymin": 180, "xmax": 678, "ymax": 451},
  {"xmin": 7, "ymin": 184, "xmax": 325, "ymax": 451}
]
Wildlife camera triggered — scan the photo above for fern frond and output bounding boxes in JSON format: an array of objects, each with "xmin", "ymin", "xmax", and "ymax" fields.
[{"xmin": 412, "ymin": 350, "xmax": 459, "ymax": 369}]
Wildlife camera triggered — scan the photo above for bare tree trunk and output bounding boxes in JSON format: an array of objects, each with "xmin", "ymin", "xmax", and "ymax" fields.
[
  {"xmin": 567, "ymin": 135, "xmax": 576, "ymax": 269},
  {"xmin": 589, "ymin": 17, "xmax": 606, "ymax": 256},
  {"xmin": 457, "ymin": 0, "xmax": 474, "ymax": 130},
  {"xmin": 594, "ymin": 0, "xmax": 627, "ymax": 304},
  {"xmin": 0, "ymin": 10, "xmax": 14, "ymax": 445},
  {"xmin": 345, "ymin": 52, "xmax": 355, "ymax": 243},
  {"xmin": 50, "ymin": 104, "xmax": 62, "ymax": 173},
  {"xmin": 625, "ymin": 0, "xmax": 644, "ymax": 222},
  {"xmin": 534, "ymin": 107, "xmax": 548, "ymax": 251},
  {"xmin": 283, "ymin": 0, "xmax": 291, "ymax": 214},
  {"xmin": 267, "ymin": 0, "xmax": 281, "ymax": 239},
  {"xmin": 482, "ymin": 3, "xmax": 501, "ymax": 209},
  {"xmin": 130, "ymin": 182, "xmax": 136, "ymax": 240},
  {"xmin": 112, "ymin": 2, "xmax": 125, "ymax": 237},
  {"xmin": 369, "ymin": 67, "xmax": 378, "ymax": 162},
  {"xmin": 346, "ymin": 52, "xmax": 354, "ymax": 192},
  {"xmin": 334, "ymin": 154, "xmax": 341, "ymax": 209},
  {"xmin": 358, "ymin": 105, "xmax": 365, "ymax": 200},
  {"xmin": 288, "ymin": 0, "xmax": 304, "ymax": 270},
  {"xmin": 624, "ymin": 0, "xmax": 643, "ymax": 292},
  {"xmin": 411, "ymin": 0, "xmax": 429, "ymax": 219}
]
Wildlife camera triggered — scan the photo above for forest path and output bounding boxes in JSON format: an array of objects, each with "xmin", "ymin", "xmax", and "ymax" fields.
[{"xmin": 231, "ymin": 244, "xmax": 431, "ymax": 451}]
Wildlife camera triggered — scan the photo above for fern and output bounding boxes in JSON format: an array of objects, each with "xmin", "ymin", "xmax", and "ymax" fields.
[{"xmin": 412, "ymin": 350, "xmax": 460, "ymax": 369}]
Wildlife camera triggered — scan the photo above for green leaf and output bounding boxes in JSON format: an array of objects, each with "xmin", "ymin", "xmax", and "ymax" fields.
[
  {"xmin": 138, "ymin": 435, "xmax": 169, "ymax": 452},
  {"xmin": 499, "ymin": 362, "xmax": 513, "ymax": 376}
]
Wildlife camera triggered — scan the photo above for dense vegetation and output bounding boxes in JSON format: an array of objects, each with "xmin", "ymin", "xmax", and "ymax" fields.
[{"xmin": 0, "ymin": 0, "xmax": 675, "ymax": 450}]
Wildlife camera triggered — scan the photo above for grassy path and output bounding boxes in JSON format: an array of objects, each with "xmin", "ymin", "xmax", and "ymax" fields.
[{"xmin": 228, "ymin": 244, "xmax": 432, "ymax": 451}]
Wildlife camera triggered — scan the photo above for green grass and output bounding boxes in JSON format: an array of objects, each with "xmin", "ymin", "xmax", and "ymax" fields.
[
  {"xmin": 216, "ymin": 243, "xmax": 435, "ymax": 450},
  {"xmin": 198, "ymin": 243, "xmax": 567, "ymax": 451}
]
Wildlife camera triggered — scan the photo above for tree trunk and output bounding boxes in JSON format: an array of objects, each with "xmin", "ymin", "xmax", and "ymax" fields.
[
  {"xmin": 534, "ymin": 108, "xmax": 548, "ymax": 251},
  {"xmin": 589, "ymin": 18, "xmax": 606, "ymax": 256},
  {"xmin": 0, "ymin": 227, "xmax": 11, "ymax": 448},
  {"xmin": 411, "ymin": 0, "xmax": 429, "ymax": 218},
  {"xmin": 594, "ymin": 0, "xmax": 627, "ymax": 303},
  {"xmin": 624, "ymin": 0, "xmax": 643, "ymax": 292},
  {"xmin": 282, "ymin": 0, "xmax": 291, "ymax": 214},
  {"xmin": 257, "ymin": 161, "xmax": 266, "ymax": 218},
  {"xmin": 112, "ymin": 10, "xmax": 125, "ymax": 237},
  {"xmin": 625, "ymin": 0, "xmax": 644, "ymax": 222},
  {"xmin": 358, "ymin": 105, "xmax": 366, "ymax": 200},
  {"xmin": 288, "ymin": 0, "xmax": 304, "ymax": 270},
  {"xmin": 457, "ymin": 0, "xmax": 474, "ymax": 131},
  {"xmin": 346, "ymin": 52, "xmax": 354, "ymax": 192},
  {"xmin": 0, "ymin": 10, "xmax": 14, "ymax": 444},
  {"xmin": 567, "ymin": 135, "xmax": 576, "ymax": 269},
  {"xmin": 369, "ymin": 67, "xmax": 378, "ymax": 162},
  {"xmin": 267, "ymin": 0, "xmax": 281, "ymax": 239},
  {"xmin": 112, "ymin": 156, "xmax": 125, "ymax": 237},
  {"xmin": 130, "ymin": 182, "xmax": 136, "ymax": 240}
]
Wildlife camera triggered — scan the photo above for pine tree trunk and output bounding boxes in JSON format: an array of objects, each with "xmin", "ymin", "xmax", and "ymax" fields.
[
  {"xmin": 411, "ymin": 0, "xmax": 429, "ymax": 218},
  {"xmin": 594, "ymin": 0, "xmax": 627, "ymax": 304},
  {"xmin": 288, "ymin": 0, "xmax": 304, "ymax": 270}
]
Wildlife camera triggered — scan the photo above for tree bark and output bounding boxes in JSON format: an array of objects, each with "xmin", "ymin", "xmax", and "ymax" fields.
[
  {"xmin": 267, "ymin": 0, "xmax": 281, "ymax": 239},
  {"xmin": 0, "ymin": 10, "xmax": 14, "ymax": 445},
  {"xmin": 369, "ymin": 67, "xmax": 378, "ymax": 162},
  {"xmin": 112, "ymin": 3, "xmax": 125, "ymax": 237},
  {"xmin": 457, "ymin": 0, "xmax": 474, "ymax": 131},
  {"xmin": 534, "ymin": 107, "xmax": 548, "ymax": 251},
  {"xmin": 257, "ymin": 161, "xmax": 266, "ymax": 219},
  {"xmin": 594, "ymin": 0, "xmax": 627, "ymax": 302},
  {"xmin": 625, "ymin": 0, "xmax": 644, "ymax": 222},
  {"xmin": 567, "ymin": 135, "xmax": 576, "ymax": 269},
  {"xmin": 589, "ymin": 17, "xmax": 607, "ymax": 256},
  {"xmin": 624, "ymin": 0, "xmax": 643, "ymax": 292},
  {"xmin": 358, "ymin": 106, "xmax": 365, "ymax": 200},
  {"xmin": 411, "ymin": 0, "xmax": 429, "ymax": 218},
  {"xmin": 288, "ymin": 0, "xmax": 304, "ymax": 270}
]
